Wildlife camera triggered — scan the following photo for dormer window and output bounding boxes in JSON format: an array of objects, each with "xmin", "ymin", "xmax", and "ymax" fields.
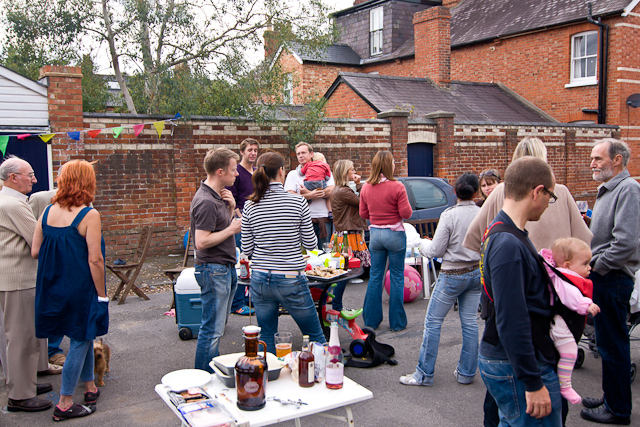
[{"xmin": 370, "ymin": 7, "xmax": 383, "ymax": 56}]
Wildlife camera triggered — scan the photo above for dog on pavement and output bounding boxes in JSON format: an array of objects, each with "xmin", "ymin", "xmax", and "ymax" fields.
[{"xmin": 94, "ymin": 338, "xmax": 111, "ymax": 387}]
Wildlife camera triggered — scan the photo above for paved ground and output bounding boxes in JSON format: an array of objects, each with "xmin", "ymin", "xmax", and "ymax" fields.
[{"xmin": 1, "ymin": 255, "xmax": 639, "ymax": 426}]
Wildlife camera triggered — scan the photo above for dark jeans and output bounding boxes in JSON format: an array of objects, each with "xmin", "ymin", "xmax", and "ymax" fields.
[
  {"xmin": 231, "ymin": 233, "xmax": 250, "ymax": 311},
  {"xmin": 48, "ymin": 335, "xmax": 64, "ymax": 358},
  {"xmin": 312, "ymin": 220, "xmax": 332, "ymax": 248},
  {"xmin": 590, "ymin": 269, "xmax": 633, "ymax": 417}
]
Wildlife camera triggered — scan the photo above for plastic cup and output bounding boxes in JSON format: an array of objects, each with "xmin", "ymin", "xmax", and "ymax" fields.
[{"xmin": 275, "ymin": 332, "xmax": 292, "ymax": 357}]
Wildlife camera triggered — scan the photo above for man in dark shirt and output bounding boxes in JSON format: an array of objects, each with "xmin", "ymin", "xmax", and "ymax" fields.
[
  {"xmin": 190, "ymin": 148, "xmax": 241, "ymax": 372},
  {"xmin": 226, "ymin": 138, "xmax": 259, "ymax": 316},
  {"xmin": 479, "ymin": 157, "xmax": 561, "ymax": 426}
]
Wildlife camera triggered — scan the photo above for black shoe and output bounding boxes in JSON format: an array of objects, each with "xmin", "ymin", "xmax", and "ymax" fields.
[
  {"xmin": 583, "ymin": 396, "xmax": 605, "ymax": 409},
  {"xmin": 36, "ymin": 383, "xmax": 53, "ymax": 395},
  {"xmin": 580, "ymin": 405, "xmax": 630, "ymax": 425},
  {"xmin": 7, "ymin": 397, "xmax": 52, "ymax": 412},
  {"xmin": 52, "ymin": 403, "xmax": 96, "ymax": 422}
]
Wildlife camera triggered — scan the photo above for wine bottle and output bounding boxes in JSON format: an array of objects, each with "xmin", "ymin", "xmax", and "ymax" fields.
[
  {"xmin": 298, "ymin": 335, "xmax": 315, "ymax": 388},
  {"xmin": 325, "ymin": 322, "xmax": 344, "ymax": 389}
]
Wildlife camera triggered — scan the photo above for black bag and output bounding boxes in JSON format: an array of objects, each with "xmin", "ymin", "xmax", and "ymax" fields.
[{"xmin": 344, "ymin": 335, "xmax": 397, "ymax": 368}]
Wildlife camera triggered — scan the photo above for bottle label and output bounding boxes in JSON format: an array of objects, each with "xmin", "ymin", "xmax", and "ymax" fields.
[
  {"xmin": 326, "ymin": 363, "xmax": 344, "ymax": 384},
  {"xmin": 244, "ymin": 381, "xmax": 259, "ymax": 393},
  {"xmin": 308, "ymin": 362, "xmax": 315, "ymax": 383}
]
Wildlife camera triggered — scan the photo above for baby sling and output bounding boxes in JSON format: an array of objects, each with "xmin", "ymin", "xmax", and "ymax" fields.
[{"xmin": 480, "ymin": 222, "xmax": 586, "ymax": 356}]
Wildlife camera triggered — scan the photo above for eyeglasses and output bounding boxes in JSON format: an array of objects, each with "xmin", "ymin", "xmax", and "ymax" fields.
[
  {"xmin": 479, "ymin": 170, "xmax": 500, "ymax": 180},
  {"xmin": 543, "ymin": 187, "xmax": 557, "ymax": 204},
  {"xmin": 14, "ymin": 172, "xmax": 36, "ymax": 178}
]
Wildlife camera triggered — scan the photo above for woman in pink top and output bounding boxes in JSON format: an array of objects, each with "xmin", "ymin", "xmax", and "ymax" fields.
[{"xmin": 359, "ymin": 151, "xmax": 413, "ymax": 331}]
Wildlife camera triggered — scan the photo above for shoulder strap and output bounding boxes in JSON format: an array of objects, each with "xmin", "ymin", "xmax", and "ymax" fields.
[
  {"xmin": 41, "ymin": 204, "xmax": 53, "ymax": 226},
  {"xmin": 71, "ymin": 206, "xmax": 93, "ymax": 227}
]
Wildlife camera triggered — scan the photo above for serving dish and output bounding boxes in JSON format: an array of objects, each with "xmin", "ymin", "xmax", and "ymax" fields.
[{"xmin": 210, "ymin": 352, "xmax": 284, "ymax": 388}]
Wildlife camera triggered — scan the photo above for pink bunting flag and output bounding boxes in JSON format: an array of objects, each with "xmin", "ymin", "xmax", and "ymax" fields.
[
  {"xmin": 133, "ymin": 124, "xmax": 145, "ymax": 137},
  {"xmin": 39, "ymin": 134, "xmax": 55, "ymax": 143},
  {"xmin": 87, "ymin": 129, "xmax": 102, "ymax": 138},
  {"xmin": 17, "ymin": 134, "xmax": 31, "ymax": 140}
]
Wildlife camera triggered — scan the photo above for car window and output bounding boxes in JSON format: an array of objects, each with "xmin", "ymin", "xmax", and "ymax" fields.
[{"xmin": 404, "ymin": 180, "xmax": 448, "ymax": 210}]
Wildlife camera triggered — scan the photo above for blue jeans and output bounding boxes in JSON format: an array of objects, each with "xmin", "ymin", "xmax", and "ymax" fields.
[
  {"xmin": 412, "ymin": 269, "xmax": 481, "ymax": 384},
  {"xmin": 250, "ymin": 271, "xmax": 326, "ymax": 354},
  {"xmin": 304, "ymin": 180, "xmax": 327, "ymax": 191},
  {"xmin": 194, "ymin": 263, "xmax": 237, "ymax": 373},
  {"xmin": 364, "ymin": 228, "xmax": 407, "ymax": 330},
  {"xmin": 49, "ymin": 335, "xmax": 64, "ymax": 358},
  {"xmin": 312, "ymin": 220, "xmax": 332, "ymax": 248},
  {"xmin": 590, "ymin": 270, "xmax": 633, "ymax": 417},
  {"xmin": 60, "ymin": 338, "xmax": 94, "ymax": 396},
  {"xmin": 479, "ymin": 356, "xmax": 562, "ymax": 427},
  {"xmin": 331, "ymin": 279, "xmax": 348, "ymax": 312},
  {"xmin": 231, "ymin": 233, "xmax": 249, "ymax": 311}
]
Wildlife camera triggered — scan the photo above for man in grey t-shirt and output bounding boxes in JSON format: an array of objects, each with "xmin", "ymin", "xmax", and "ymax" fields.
[
  {"xmin": 580, "ymin": 138, "xmax": 640, "ymax": 425},
  {"xmin": 190, "ymin": 148, "xmax": 241, "ymax": 373}
]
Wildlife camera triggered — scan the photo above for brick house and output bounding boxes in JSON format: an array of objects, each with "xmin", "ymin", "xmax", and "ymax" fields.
[{"xmin": 273, "ymin": 0, "xmax": 640, "ymax": 144}]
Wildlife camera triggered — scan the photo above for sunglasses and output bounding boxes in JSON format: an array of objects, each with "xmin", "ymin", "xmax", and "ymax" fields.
[{"xmin": 479, "ymin": 170, "xmax": 501, "ymax": 180}]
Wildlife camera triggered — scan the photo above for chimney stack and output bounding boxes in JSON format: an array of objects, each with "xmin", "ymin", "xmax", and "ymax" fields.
[
  {"xmin": 264, "ymin": 26, "xmax": 278, "ymax": 59},
  {"xmin": 413, "ymin": 6, "xmax": 451, "ymax": 88},
  {"xmin": 441, "ymin": 0, "xmax": 461, "ymax": 8},
  {"xmin": 352, "ymin": 0, "xmax": 369, "ymax": 5}
]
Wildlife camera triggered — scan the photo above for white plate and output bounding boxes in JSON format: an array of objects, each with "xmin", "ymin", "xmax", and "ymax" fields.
[{"xmin": 161, "ymin": 369, "xmax": 212, "ymax": 391}]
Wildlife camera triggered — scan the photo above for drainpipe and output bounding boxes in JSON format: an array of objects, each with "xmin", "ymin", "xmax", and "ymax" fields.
[{"xmin": 587, "ymin": 3, "xmax": 609, "ymax": 124}]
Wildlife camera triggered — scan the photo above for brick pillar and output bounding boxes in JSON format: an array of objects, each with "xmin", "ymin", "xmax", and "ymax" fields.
[
  {"xmin": 413, "ymin": 7, "xmax": 451, "ymax": 88},
  {"xmin": 378, "ymin": 109, "xmax": 410, "ymax": 176},
  {"xmin": 441, "ymin": 0, "xmax": 461, "ymax": 7},
  {"xmin": 39, "ymin": 65, "xmax": 84, "ymax": 171},
  {"xmin": 425, "ymin": 111, "xmax": 455, "ymax": 181},
  {"xmin": 505, "ymin": 128, "xmax": 519, "ymax": 166}
]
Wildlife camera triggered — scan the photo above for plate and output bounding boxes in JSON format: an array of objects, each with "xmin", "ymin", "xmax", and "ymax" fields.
[
  {"xmin": 305, "ymin": 270, "xmax": 350, "ymax": 282},
  {"xmin": 161, "ymin": 369, "xmax": 212, "ymax": 391}
]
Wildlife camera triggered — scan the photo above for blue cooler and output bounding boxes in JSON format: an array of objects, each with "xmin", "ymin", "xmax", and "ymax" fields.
[{"xmin": 174, "ymin": 268, "xmax": 202, "ymax": 340}]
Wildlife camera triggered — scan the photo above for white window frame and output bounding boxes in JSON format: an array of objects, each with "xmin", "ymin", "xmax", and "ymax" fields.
[
  {"xmin": 566, "ymin": 31, "xmax": 598, "ymax": 88},
  {"xmin": 284, "ymin": 73, "xmax": 293, "ymax": 105},
  {"xmin": 370, "ymin": 7, "xmax": 384, "ymax": 56}
]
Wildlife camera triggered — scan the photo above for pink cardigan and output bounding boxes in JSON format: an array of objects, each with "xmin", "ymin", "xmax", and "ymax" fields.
[{"xmin": 359, "ymin": 180, "xmax": 413, "ymax": 225}]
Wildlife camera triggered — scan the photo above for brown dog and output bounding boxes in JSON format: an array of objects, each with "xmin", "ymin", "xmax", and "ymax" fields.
[{"xmin": 94, "ymin": 338, "xmax": 111, "ymax": 387}]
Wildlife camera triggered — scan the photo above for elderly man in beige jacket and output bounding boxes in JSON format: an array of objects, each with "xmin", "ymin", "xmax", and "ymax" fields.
[{"xmin": 0, "ymin": 157, "xmax": 52, "ymax": 412}]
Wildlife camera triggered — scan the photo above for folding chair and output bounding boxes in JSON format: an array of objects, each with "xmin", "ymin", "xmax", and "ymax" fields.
[
  {"xmin": 404, "ymin": 219, "xmax": 440, "ymax": 299},
  {"xmin": 164, "ymin": 232, "xmax": 194, "ymax": 309},
  {"xmin": 107, "ymin": 226, "xmax": 153, "ymax": 305}
]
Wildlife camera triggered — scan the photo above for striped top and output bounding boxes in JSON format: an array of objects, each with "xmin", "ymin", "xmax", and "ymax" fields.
[{"xmin": 241, "ymin": 182, "xmax": 317, "ymax": 271}]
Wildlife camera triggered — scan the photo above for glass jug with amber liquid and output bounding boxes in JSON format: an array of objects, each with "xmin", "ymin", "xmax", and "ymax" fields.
[{"xmin": 235, "ymin": 325, "xmax": 268, "ymax": 411}]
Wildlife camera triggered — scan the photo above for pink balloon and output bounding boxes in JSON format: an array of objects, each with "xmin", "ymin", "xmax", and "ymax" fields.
[{"xmin": 384, "ymin": 265, "xmax": 423, "ymax": 302}]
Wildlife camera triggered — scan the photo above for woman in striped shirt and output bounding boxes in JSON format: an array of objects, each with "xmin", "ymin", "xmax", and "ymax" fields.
[{"xmin": 241, "ymin": 152, "xmax": 326, "ymax": 353}]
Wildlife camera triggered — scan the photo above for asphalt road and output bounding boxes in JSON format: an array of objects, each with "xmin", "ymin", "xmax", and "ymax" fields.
[{"xmin": 1, "ymin": 277, "xmax": 639, "ymax": 426}]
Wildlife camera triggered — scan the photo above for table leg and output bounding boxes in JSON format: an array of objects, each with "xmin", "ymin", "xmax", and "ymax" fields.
[
  {"xmin": 315, "ymin": 405, "xmax": 355, "ymax": 425},
  {"xmin": 295, "ymin": 417, "xmax": 302, "ymax": 427}
]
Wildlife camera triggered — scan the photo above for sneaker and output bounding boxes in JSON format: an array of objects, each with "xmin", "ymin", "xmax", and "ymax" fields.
[
  {"xmin": 233, "ymin": 306, "xmax": 255, "ymax": 316},
  {"xmin": 84, "ymin": 388, "xmax": 100, "ymax": 405},
  {"xmin": 52, "ymin": 403, "xmax": 96, "ymax": 422},
  {"xmin": 399, "ymin": 374, "xmax": 432, "ymax": 386},
  {"xmin": 453, "ymin": 368, "xmax": 474, "ymax": 385}
]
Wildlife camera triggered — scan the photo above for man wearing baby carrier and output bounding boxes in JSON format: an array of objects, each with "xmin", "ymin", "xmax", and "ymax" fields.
[
  {"xmin": 581, "ymin": 138, "xmax": 639, "ymax": 425},
  {"xmin": 479, "ymin": 157, "xmax": 561, "ymax": 426}
]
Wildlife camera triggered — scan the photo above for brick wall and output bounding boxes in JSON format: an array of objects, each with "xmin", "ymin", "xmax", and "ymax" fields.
[
  {"xmin": 414, "ymin": 7, "xmax": 451, "ymax": 86},
  {"xmin": 324, "ymin": 82, "xmax": 378, "ymax": 118}
]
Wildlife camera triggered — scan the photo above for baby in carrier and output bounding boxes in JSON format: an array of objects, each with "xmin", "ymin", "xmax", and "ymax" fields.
[{"xmin": 540, "ymin": 237, "xmax": 600, "ymax": 404}]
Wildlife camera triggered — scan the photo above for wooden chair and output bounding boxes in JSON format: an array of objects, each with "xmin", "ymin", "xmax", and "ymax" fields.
[
  {"xmin": 164, "ymin": 233, "xmax": 194, "ymax": 309},
  {"xmin": 107, "ymin": 226, "xmax": 153, "ymax": 305},
  {"xmin": 164, "ymin": 232, "xmax": 194, "ymax": 283},
  {"xmin": 404, "ymin": 218, "xmax": 440, "ymax": 299}
]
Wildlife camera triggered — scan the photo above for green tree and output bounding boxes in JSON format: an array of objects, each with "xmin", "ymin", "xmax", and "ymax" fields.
[
  {"xmin": 2, "ymin": 0, "xmax": 336, "ymax": 114},
  {"xmin": 80, "ymin": 55, "xmax": 110, "ymax": 113}
]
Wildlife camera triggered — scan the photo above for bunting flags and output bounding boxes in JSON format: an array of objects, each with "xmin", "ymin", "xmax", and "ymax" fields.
[
  {"xmin": 39, "ymin": 134, "xmax": 55, "ymax": 143},
  {"xmin": 0, "ymin": 114, "xmax": 181, "ymax": 148},
  {"xmin": 0, "ymin": 136, "xmax": 8, "ymax": 156},
  {"xmin": 133, "ymin": 124, "xmax": 145, "ymax": 137},
  {"xmin": 153, "ymin": 121, "xmax": 165, "ymax": 138}
]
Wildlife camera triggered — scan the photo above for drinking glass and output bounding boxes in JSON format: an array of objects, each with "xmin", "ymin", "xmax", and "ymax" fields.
[{"xmin": 275, "ymin": 332, "xmax": 293, "ymax": 357}]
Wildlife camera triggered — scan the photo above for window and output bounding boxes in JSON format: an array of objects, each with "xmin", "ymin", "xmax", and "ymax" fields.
[
  {"xmin": 403, "ymin": 179, "xmax": 448, "ymax": 210},
  {"xmin": 370, "ymin": 7, "xmax": 383, "ymax": 56},
  {"xmin": 283, "ymin": 73, "xmax": 293, "ymax": 105},
  {"xmin": 569, "ymin": 31, "xmax": 598, "ymax": 86}
]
